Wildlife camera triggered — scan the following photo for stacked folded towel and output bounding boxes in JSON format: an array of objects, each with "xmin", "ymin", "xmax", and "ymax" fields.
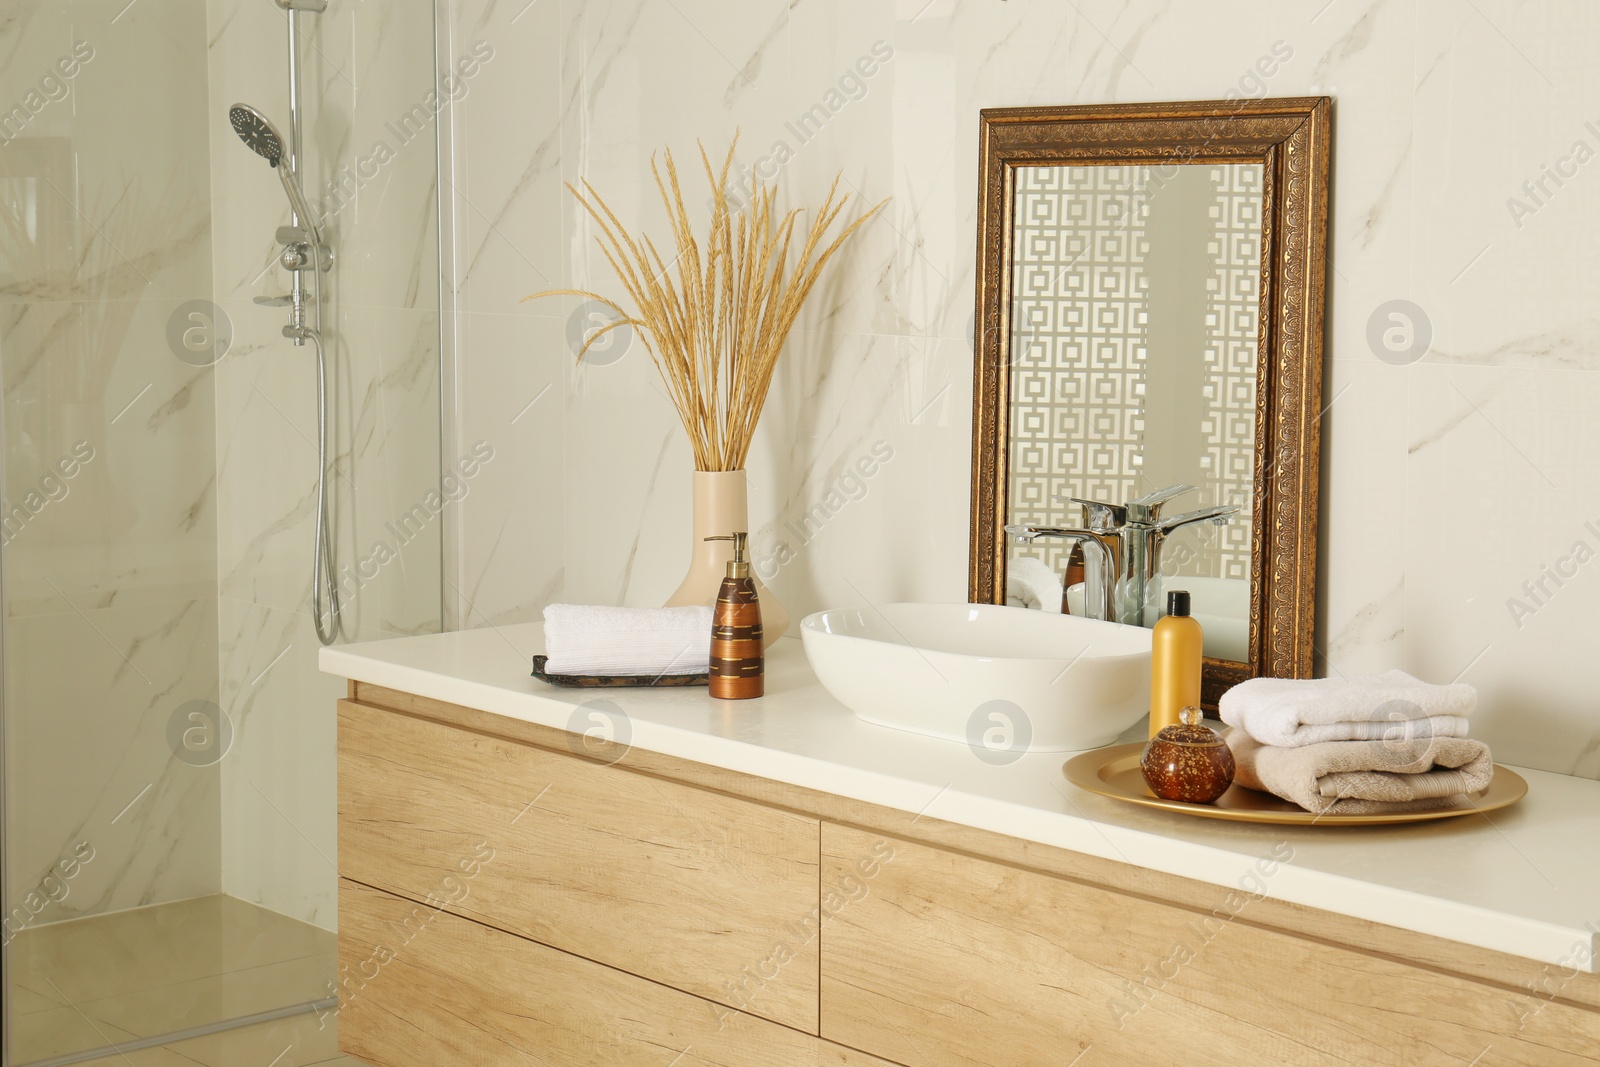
[
  {"xmin": 1225, "ymin": 733, "xmax": 1495, "ymax": 815},
  {"xmin": 1219, "ymin": 670, "xmax": 1493, "ymax": 815},
  {"xmin": 542, "ymin": 604, "xmax": 711, "ymax": 677}
]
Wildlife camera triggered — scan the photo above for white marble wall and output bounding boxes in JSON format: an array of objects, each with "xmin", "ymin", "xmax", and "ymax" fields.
[
  {"xmin": 448, "ymin": 0, "xmax": 1600, "ymax": 779},
  {"xmin": 1, "ymin": 1, "xmax": 222, "ymax": 919},
  {"xmin": 208, "ymin": 0, "xmax": 441, "ymax": 929}
]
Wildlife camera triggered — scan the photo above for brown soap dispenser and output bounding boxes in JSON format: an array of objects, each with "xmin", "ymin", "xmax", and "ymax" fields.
[{"xmin": 705, "ymin": 533, "xmax": 764, "ymax": 699}]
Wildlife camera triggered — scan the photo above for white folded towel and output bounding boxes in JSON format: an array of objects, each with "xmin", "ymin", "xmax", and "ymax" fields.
[
  {"xmin": 1219, "ymin": 669, "xmax": 1475, "ymax": 748},
  {"xmin": 542, "ymin": 604, "xmax": 711, "ymax": 677},
  {"xmin": 1006, "ymin": 556, "xmax": 1063, "ymax": 612}
]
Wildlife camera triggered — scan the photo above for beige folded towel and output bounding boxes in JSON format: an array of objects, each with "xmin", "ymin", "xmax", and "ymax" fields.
[{"xmin": 1225, "ymin": 731, "xmax": 1495, "ymax": 815}]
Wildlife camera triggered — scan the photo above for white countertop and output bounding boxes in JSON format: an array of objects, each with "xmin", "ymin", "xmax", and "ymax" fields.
[{"xmin": 322, "ymin": 623, "xmax": 1600, "ymax": 973}]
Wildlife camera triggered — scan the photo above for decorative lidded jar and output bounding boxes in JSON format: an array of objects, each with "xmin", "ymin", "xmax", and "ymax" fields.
[{"xmin": 1140, "ymin": 706, "xmax": 1236, "ymax": 804}]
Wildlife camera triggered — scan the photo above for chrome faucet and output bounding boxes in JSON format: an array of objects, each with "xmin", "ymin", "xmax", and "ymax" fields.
[{"xmin": 1007, "ymin": 484, "xmax": 1238, "ymax": 626}]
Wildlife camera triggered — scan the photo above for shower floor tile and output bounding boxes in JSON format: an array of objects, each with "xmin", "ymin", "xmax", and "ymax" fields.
[
  {"xmin": 8, "ymin": 893, "xmax": 334, "ymax": 1066},
  {"xmin": 82, "ymin": 952, "xmax": 335, "ymax": 1039},
  {"xmin": 6, "ymin": 1004, "xmax": 141, "ymax": 1064},
  {"xmin": 74, "ymin": 1010, "xmax": 369, "ymax": 1066}
]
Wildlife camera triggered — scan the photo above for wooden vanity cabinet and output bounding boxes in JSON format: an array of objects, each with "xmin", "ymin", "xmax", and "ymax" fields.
[
  {"xmin": 336, "ymin": 685, "xmax": 1600, "ymax": 1067},
  {"xmin": 337, "ymin": 878, "xmax": 895, "ymax": 1067},
  {"xmin": 820, "ymin": 824, "xmax": 1600, "ymax": 1066},
  {"xmin": 338, "ymin": 697, "xmax": 821, "ymax": 1032}
]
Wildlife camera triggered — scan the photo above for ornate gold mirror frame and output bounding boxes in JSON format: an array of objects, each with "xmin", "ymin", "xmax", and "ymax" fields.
[{"xmin": 968, "ymin": 98, "xmax": 1331, "ymax": 705}]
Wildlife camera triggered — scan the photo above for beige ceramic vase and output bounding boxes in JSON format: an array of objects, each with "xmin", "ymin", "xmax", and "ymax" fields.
[{"xmin": 665, "ymin": 470, "xmax": 787, "ymax": 648}]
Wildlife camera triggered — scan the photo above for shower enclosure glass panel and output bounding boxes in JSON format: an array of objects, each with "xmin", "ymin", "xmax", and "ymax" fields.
[{"xmin": 1, "ymin": 1, "xmax": 442, "ymax": 1062}]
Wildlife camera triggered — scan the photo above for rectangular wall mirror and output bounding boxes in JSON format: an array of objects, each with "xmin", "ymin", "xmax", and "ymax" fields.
[{"xmin": 969, "ymin": 99, "xmax": 1331, "ymax": 705}]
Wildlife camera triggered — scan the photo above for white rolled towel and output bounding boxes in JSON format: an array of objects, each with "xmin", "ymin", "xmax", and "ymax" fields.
[
  {"xmin": 1006, "ymin": 556, "xmax": 1064, "ymax": 612},
  {"xmin": 1219, "ymin": 669, "xmax": 1475, "ymax": 748},
  {"xmin": 542, "ymin": 604, "xmax": 711, "ymax": 677}
]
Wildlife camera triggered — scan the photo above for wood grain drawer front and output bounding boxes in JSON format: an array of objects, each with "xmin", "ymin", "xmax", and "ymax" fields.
[
  {"xmin": 337, "ymin": 699, "xmax": 820, "ymax": 1032},
  {"xmin": 819, "ymin": 824, "xmax": 1600, "ymax": 1067},
  {"xmin": 338, "ymin": 880, "xmax": 902, "ymax": 1067}
]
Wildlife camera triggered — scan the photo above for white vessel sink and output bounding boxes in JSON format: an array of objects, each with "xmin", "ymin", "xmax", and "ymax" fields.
[{"xmin": 800, "ymin": 603, "xmax": 1152, "ymax": 752}]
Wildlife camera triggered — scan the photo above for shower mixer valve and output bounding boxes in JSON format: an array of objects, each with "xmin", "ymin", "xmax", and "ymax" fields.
[
  {"xmin": 268, "ymin": 225, "xmax": 331, "ymax": 342},
  {"xmin": 274, "ymin": 225, "xmax": 332, "ymax": 340},
  {"xmin": 276, "ymin": 225, "xmax": 333, "ymax": 273}
]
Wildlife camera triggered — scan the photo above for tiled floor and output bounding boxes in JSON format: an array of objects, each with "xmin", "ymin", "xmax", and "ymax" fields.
[
  {"xmin": 72, "ymin": 1012, "xmax": 367, "ymax": 1066},
  {"xmin": 9, "ymin": 894, "xmax": 338, "ymax": 1066}
]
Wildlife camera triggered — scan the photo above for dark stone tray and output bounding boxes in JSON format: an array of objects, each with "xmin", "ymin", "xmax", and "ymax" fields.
[{"xmin": 531, "ymin": 655, "xmax": 708, "ymax": 688}]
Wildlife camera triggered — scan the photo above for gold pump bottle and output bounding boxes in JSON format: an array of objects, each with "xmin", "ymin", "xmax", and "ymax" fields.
[
  {"xmin": 705, "ymin": 533, "xmax": 763, "ymax": 699},
  {"xmin": 1149, "ymin": 590, "xmax": 1203, "ymax": 737}
]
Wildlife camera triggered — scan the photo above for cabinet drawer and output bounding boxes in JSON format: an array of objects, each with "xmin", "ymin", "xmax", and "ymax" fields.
[
  {"xmin": 338, "ymin": 879, "xmax": 900, "ymax": 1067},
  {"xmin": 819, "ymin": 824, "xmax": 1600, "ymax": 1066},
  {"xmin": 337, "ymin": 699, "xmax": 820, "ymax": 1031}
]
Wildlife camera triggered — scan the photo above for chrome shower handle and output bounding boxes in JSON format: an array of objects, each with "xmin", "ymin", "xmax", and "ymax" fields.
[{"xmin": 274, "ymin": 164, "xmax": 322, "ymax": 246}]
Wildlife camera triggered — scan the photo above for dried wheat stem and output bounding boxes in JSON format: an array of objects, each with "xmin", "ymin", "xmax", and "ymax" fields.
[{"xmin": 524, "ymin": 138, "xmax": 886, "ymax": 471}]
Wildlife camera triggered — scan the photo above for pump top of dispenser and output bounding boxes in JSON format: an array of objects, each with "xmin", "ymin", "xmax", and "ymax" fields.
[
  {"xmin": 704, "ymin": 532, "xmax": 750, "ymax": 579},
  {"xmin": 1167, "ymin": 590, "xmax": 1191, "ymax": 617}
]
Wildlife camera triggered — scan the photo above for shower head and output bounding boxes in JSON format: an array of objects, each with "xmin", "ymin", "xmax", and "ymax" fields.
[
  {"xmin": 229, "ymin": 104, "xmax": 284, "ymax": 167},
  {"xmin": 228, "ymin": 102, "xmax": 322, "ymax": 241}
]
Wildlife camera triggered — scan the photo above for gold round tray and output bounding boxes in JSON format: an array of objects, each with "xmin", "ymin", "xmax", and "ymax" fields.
[{"xmin": 1063, "ymin": 743, "xmax": 1529, "ymax": 826}]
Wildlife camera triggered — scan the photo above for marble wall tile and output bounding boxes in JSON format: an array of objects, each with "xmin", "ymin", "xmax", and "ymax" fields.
[
  {"xmin": 5, "ymin": 596, "xmax": 221, "ymax": 918},
  {"xmin": 3, "ymin": 299, "xmax": 219, "ymax": 610},
  {"xmin": 452, "ymin": 310, "xmax": 565, "ymax": 628},
  {"xmin": 449, "ymin": 0, "xmax": 1600, "ymax": 780},
  {"xmin": 208, "ymin": 0, "xmax": 440, "ymax": 927},
  {"xmin": 215, "ymin": 596, "xmax": 343, "ymax": 930},
  {"xmin": 1317, "ymin": 359, "xmax": 1408, "ymax": 679},
  {"xmin": 444, "ymin": 0, "xmax": 568, "ymax": 316},
  {"xmin": 1405, "ymin": 363, "xmax": 1600, "ymax": 777},
  {"xmin": 211, "ymin": 308, "xmax": 338, "ymax": 617},
  {"xmin": 320, "ymin": 0, "xmax": 442, "ymax": 313},
  {"xmin": 747, "ymin": 329, "xmax": 972, "ymax": 616},
  {"xmin": 558, "ymin": 0, "xmax": 796, "ymax": 297},
  {"xmin": 346, "ymin": 306, "xmax": 444, "ymax": 638},
  {"xmin": 3, "ymin": 0, "xmax": 222, "ymax": 915},
  {"xmin": 560, "ymin": 320, "xmax": 690, "ymax": 610},
  {"xmin": 213, "ymin": 304, "xmax": 440, "ymax": 631}
]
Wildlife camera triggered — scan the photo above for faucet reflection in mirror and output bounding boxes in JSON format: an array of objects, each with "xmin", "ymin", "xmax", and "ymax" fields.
[{"xmin": 1007, "ymin": 482, "xmax": 1236, "ymax": 627}]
